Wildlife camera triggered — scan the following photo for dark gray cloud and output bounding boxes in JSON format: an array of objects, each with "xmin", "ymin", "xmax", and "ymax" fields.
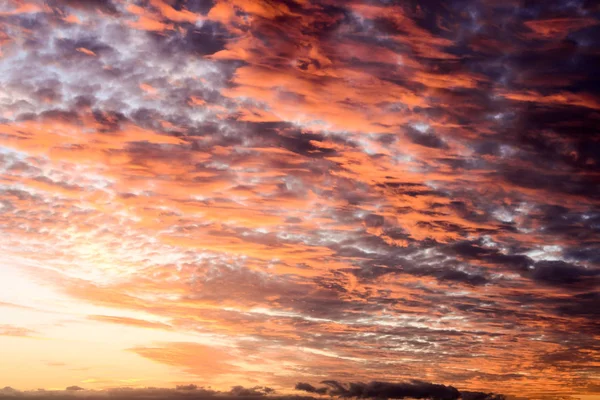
[
  {"xmin": 294, "ymin": 384, "xmax": 327, "ymax": 396},
  {"xmin": 296, "ymin": 381, "xmax": 505, "ymax": 400},
  {"xmin": 47, "ymin": 0, "xmax": 121, "ymax": 15},
  {"xmin": 530, "ymin": 260, "xmax": 600, "ymax": 289}
]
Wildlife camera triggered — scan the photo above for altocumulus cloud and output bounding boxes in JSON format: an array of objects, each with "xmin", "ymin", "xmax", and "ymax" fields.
[{"xmin": 0, "ymin": 0, "xmax": 599, "ymax": 399}]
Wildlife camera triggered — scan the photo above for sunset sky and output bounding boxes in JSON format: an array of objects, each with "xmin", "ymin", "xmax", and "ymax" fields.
[{"xmin": 0, "ymin": 0, "xmax": 599, "ymax": 399}]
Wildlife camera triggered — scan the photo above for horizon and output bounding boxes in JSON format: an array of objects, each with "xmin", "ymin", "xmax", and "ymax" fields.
[
  {"xmin": 0, "ymin": 0, "xmax": 599, "ymax": 399},
  {"xmin": 0, "ymin": 383, "xmax": 508, "ymax": 400}
]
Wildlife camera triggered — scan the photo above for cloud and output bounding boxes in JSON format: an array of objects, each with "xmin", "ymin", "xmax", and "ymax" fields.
[
  {"xmin": 87, "ymin": 315, "xmax": 172, "ymax": 330},
  {"xmin": 530, "ymin": 261, "xmax": 600, "ymax": 289},
  {"xmin": 0, "ymin": 384, "xmax": 505, "ymax": 400},
  {"xmin": 0, "ymin": 388, "xmax": 19, "ymax": 397},
  {"xmin": 47, "ymin": 0, "xmax": 121, "ymax": 16},
  {"xmin": 460, "ymin": 392, "xmax": 506, "ymax": 400},
  {"xmin": 0, "ymin": 325, "xmax": 36, "ymax": 338},
  {"xmin": 0, "ymin": 0, "xmax": 599, "ymax": 398},
  {"xmin": 129, "ymin": 342, "xmax": 240, "ymax": 377},
  {"xmin": 321, "ymin": 380, "xmax": 461, "ymax": 400},
  {"xmin": 296, "ymin": 381, "xmax": 505, "ymax": 400},
  {"xmin": 176, "ymin": 385, "xmax": 201, "ymax": 391},
  {"xmin": 294, "ymin": 384, "xmax": 326, "ymax": 395},
  {"xmin": 227, "ymin": 387, "xmax": 274, "ymax": 397},
  {"xmin": 0, "ymin": 387, "xmax": 308, "ymax": 400}
]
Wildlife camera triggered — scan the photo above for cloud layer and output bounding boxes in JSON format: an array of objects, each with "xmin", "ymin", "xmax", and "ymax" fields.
[
  {"xmin": 0, "ymin": 0, "xmax": 599, "ymax": 398},
  {"xmin": 2, "ymin": 382, "xmax": 503, "ymax": 400},
  {"xmin": 296, "ymin": 380, "xmax": 506, "ymax": 400}
]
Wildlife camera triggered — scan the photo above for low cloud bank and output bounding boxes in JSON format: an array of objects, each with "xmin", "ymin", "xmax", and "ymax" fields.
[
  {"xmin": 295, "ymin": 380, "xmax": 505, "ymax": 400},
  {"xmin": 2, "ymin": 381, "xmax": 505, "ymax": 400},
  {"xmin": 0, "ymin": 386, "xmax": 279, "ymax": 400}
]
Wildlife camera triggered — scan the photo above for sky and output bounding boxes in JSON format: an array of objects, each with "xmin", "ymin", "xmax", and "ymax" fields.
[{"xmin": 0, "ymin": 0, "xmax": 599, "ymax": 399}]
